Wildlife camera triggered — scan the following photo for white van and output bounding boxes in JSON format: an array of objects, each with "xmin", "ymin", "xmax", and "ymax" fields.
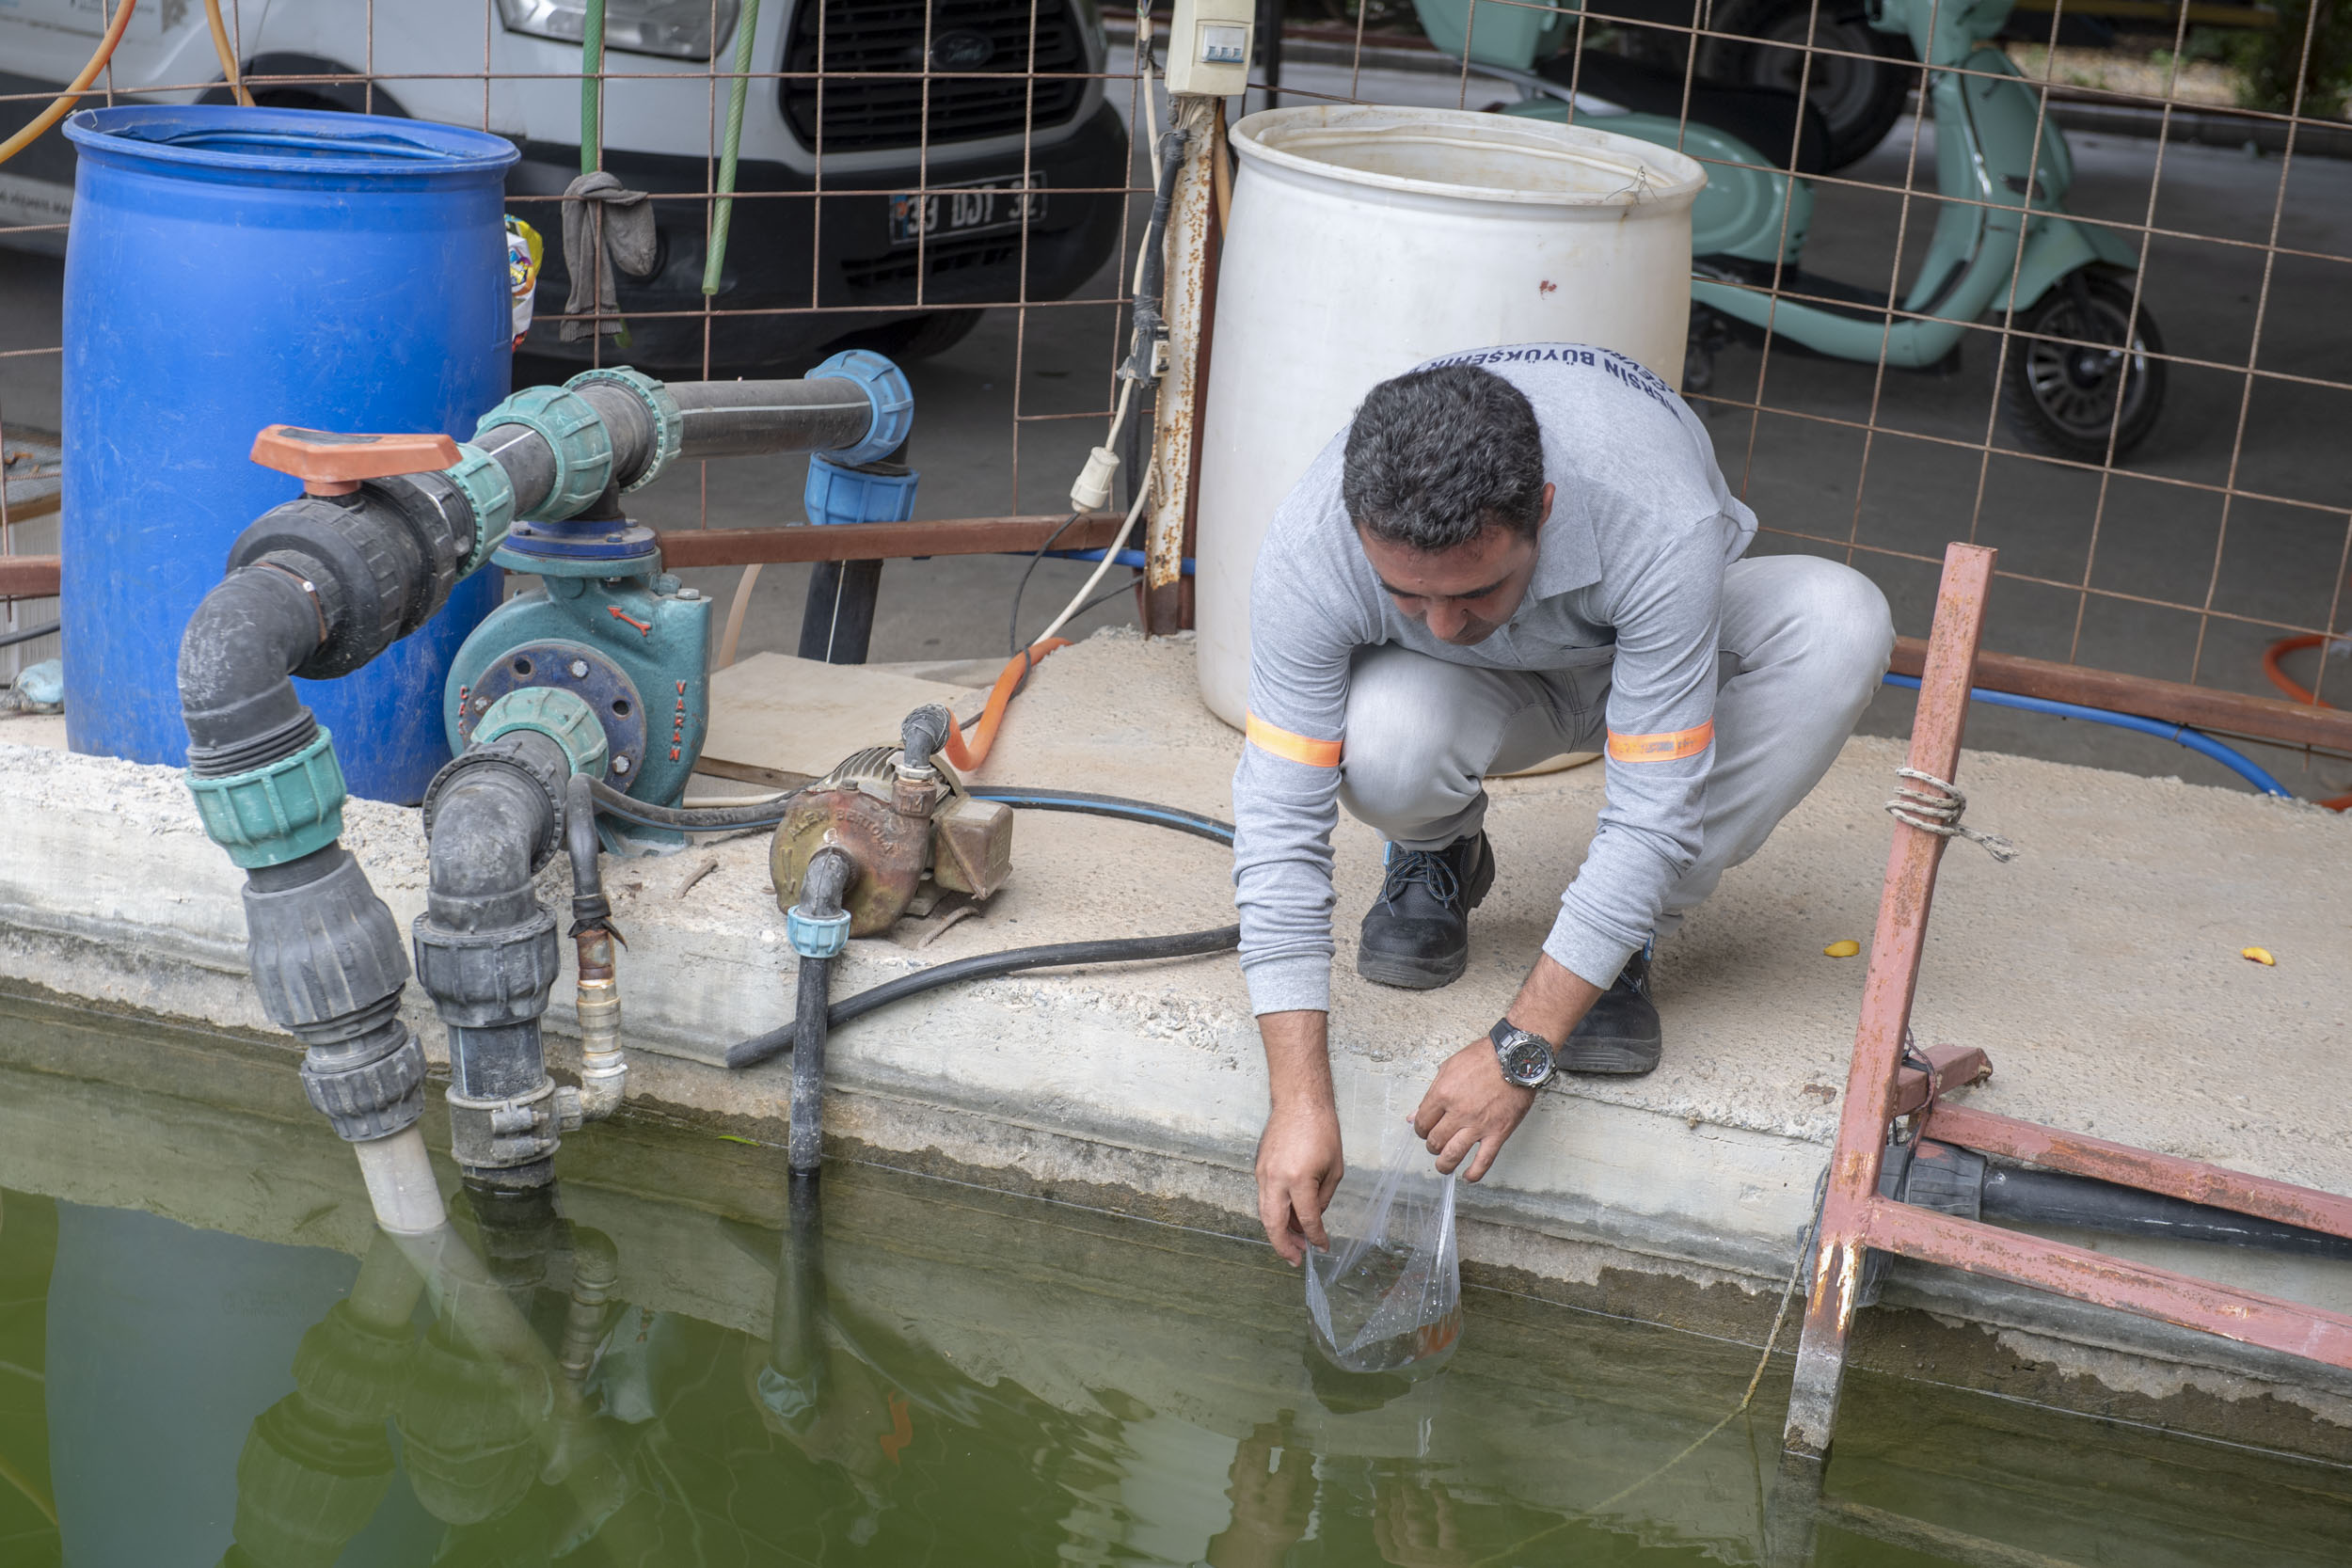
[{"xmin": 0, "ymin": 0, "xmax": 1129, "ymax": 370}]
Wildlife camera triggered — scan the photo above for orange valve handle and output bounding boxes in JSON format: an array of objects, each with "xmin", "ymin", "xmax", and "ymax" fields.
[{"xmin": 250, "ymin": 426, "xmax": 463, "ymax": 497}]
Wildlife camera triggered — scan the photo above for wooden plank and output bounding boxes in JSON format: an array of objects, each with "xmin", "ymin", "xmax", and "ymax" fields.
[{"xmin": 1890, "ymin": 635, "xmax": 2352, "ymax": 754}]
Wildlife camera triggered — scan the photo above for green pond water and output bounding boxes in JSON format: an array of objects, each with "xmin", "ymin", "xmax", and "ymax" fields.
[{"xmin": 2, "ymin": 993, "xmax": 2348, "ymax": 1567}]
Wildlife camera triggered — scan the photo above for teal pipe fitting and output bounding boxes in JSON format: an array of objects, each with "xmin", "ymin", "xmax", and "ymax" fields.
[
  {"xmin": 804, "ymin": 453, "xmax": 918, "ymax": 529},
  {"xmin": 186, "ymin": 726, "xmax": 349, "ymax": 869},
  {"xmin": 807, "ymin": 348, "xmax": 914, "ymax": 467},
  {"xmin": 473, "ymin": 687, "xmax": 611, "ymax": 781},
  {"xmin": 442, "ymin": 443, "xmax": 517, "ymax": 576},
  {"xmin": 477, "ymin": 385, "xmax": 614, "ymax": 521},
  {"xmin": 566, "ymin": 367, "xmax": 683, "ymax": 493},
  {"xmin": 787, "ymin": 904, "xmax": 851, "ymax": 958}
]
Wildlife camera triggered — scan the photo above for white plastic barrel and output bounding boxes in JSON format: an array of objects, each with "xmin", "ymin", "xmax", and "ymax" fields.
[{"xmin": 1192, "ymin": 105, "xmax": 1706, "ymax": 727}]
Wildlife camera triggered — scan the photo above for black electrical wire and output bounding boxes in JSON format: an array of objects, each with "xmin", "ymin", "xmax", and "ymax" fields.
[
  {"xmin": 723, "ymin": 790, "xmax": 1237, "ymax": 1069},
  {"xmin": 1006, "ymin": 511, "xmax": 1085, "ymax": 656},
  {"xmin": 0, "ymin": 620, "xmax": 59, "ymax": 650}
]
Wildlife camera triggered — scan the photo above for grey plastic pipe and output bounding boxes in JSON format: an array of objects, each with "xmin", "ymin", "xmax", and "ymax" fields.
[{"xmin": 670, "ymin": 378, "xmax": 875, "ymax": 459}]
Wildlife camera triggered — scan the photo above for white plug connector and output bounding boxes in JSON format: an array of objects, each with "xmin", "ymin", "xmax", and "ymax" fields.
[{"xmin": 1071, "ymin": 445, "xmax": 1122, "ymax": 515}]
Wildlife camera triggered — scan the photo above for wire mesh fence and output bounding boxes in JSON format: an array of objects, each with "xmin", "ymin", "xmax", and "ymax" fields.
[{"xmin": 2, "ymin": 0, "xmax": 2348, "ymax": 794}]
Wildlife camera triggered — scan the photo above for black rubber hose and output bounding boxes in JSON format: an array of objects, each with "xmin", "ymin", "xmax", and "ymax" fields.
[
  {"xmin": 1980, "ymin": 1164, "xmax": 2352, "ymax": 1261},
  {"xmin": 584, "ymin": 776, "xmax": 795, "ymax": 832},
  {"xmin": 564, "ymin": 773, "xmax": 613, "ymax": 937},
  {"xmin": 584, "ymin": 781, "xmax": 1239, "ymax": 845},
  {"xmin": 789, "ymin": 848, "xmax": 854, "ymax": 1173},
  {"xmin": 900, "ymin": 704, "xmax": 953, "ymax": 768},
  {"xmin": 962, "ymin": 787, "xmax": 1235, "ymax": 847},
  {"xmin": 727, "ymin": 924, "xmax": 1241, "ymax": 1070},
  {"xmin": 0, "ymin": 619, "xmax": 58, "ymax": 650}
]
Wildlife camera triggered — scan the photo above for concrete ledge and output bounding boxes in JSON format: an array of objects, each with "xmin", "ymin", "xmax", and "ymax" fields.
[{"xmin": 6, "ymin": 630, "xmax": 2351, "ymax": 1424}]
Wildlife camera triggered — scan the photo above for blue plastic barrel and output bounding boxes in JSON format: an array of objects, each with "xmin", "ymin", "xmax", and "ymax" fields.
[{"xmin": 60, "ymin": 106, "xmax": 518, "ymax": 804}]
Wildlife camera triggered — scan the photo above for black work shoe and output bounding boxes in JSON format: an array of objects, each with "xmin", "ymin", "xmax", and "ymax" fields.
[
  {"xmin": 1559, "ymin": 947, "xmax": 1663, "ymax": 1075},
  {"xmin": 1356, "ymin": 832, "xmax": 1496, "ymax": 990}
]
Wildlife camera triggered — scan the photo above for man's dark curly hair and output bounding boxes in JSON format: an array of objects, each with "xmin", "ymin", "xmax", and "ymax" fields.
[{"xmin": 1341, "ymin": 364, "xmax": 1547, "ymax": 552}]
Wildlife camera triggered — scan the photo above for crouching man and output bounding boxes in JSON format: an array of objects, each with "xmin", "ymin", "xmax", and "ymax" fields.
[{"xmin": 1234, "ymin": 346, "xmax": 1895, "ymax": 1261}]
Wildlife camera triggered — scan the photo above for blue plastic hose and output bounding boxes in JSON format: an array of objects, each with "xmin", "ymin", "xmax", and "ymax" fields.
[
  {"xmin": 1881, "ymin": 673, "xmax": 2290, "ymax": 797},
  {"xmin": 1035, "ymin": 548, "xmax": 1197, "ymax": 576}
]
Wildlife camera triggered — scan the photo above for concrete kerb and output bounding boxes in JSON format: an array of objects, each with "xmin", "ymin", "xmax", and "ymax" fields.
[{"xmin": 5, "ymin": 630, "xmax": 2352, "ymax": 1423}]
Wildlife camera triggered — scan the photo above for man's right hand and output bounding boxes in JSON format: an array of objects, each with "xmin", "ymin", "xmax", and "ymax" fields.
[
  {"xmin": 1257, "ymin": 1098, "xmax": 1343, "ymax": 1265},
  {"xmin": 1256, "ymin": 1009, "xmax": 1344, "ymax": 1265}
]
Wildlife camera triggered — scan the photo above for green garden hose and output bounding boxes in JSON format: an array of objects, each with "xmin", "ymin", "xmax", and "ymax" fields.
[
  {"xmin": 705, "ymin": 0, "xmax": 763, "ymax": 295},
  {"xmin": 580, "ymin": 0, "xmax": 606, "ymax": 174}
]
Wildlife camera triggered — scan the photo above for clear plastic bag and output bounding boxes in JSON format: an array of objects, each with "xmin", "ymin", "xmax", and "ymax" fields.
[{"xmin": 1305, "ymin": 1133, "xmax": 1462, "ymax": 1376}]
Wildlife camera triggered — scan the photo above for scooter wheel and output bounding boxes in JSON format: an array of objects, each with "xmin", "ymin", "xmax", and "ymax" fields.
[{"xmin": 2000, "ymin": 271, "xmax": 2167, "ymax": 463}]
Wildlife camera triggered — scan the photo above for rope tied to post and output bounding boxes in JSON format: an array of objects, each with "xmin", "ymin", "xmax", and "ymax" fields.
[{"xmin": 1884, "ymin": 767, "xmax": 2017, "ymax": 862}]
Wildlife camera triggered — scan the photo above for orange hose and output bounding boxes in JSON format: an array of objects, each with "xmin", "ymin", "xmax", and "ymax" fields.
[
  {"xmin": 204, "ymin": 0, "xmax": 256, "ymax": 107},
  {"xmin": 0, "ymin": 0, "xmax": 137, "ymax": 167},
  {"xmin": 941, "ymin": 640, "xmax": 1069, "ymax": 774},
  {"xmin": 2261, "ymin": 633, "xmax": 2352, "ymax": 810}
]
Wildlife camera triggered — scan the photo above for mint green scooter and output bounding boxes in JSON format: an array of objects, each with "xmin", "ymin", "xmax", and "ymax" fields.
[{"xmin": 1415, "ymin": 0, "xmax": 2165, "ymax": 460}]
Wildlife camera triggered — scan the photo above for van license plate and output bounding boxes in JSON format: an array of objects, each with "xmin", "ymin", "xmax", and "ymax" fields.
[{"xmin": 888, "ymin": 174, "xmax": 1046, "ymax": 245}]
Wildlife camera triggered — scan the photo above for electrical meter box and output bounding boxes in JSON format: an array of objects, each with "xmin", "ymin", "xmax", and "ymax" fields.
[{"xmin": 1164, "ymin": 0, "xmax": 1255, "ymax": 97}]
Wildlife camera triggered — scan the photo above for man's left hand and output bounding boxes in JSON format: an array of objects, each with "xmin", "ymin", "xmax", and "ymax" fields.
[{"xmin": 1411, "ymin": 1041, "xmax": 1536, "ymax": 1181}]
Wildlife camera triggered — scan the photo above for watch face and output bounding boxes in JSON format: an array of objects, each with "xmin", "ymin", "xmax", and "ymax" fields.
[{"xmin": 1500, "ymin": 1035, "xmax": 1552, "ymax": 1086}]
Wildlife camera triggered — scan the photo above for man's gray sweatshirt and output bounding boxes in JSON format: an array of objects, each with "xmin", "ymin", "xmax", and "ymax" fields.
[{"xmin": 1232, "ymin": 343, "xmax": 1757, "ymax": 1016}]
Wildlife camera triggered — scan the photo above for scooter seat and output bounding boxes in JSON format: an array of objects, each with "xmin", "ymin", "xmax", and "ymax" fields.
[{"xmin": 1536, "ymin": 51, "xmax": 1832, "ymax": 177}]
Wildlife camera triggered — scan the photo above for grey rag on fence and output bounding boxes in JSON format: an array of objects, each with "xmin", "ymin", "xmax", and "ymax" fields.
[{"xmin": 560, "ymin": 172, "xmax": 658, "ymax": 341}]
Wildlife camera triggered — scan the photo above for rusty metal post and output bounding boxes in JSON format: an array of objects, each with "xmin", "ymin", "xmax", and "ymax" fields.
[
  {"xmin": 1783, "ymin": 542, "xmax": 1996, "ymax": 1461},
  {"xmin": 1146, "ymin": 94, "xmax": 1221, "ymax": 636}
]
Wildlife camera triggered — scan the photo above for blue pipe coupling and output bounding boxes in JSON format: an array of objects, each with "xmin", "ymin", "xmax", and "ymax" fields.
[
  {"xmin": 809, "ymin": 348, "xmax": 914, "ymax": 467},
  {"xmin": 787, "ymin": 904, "xmax": 852, "ymax": 958},
  {"xmin": 804, "ymin": 454, "xmax": 919, "ymax": 529}
]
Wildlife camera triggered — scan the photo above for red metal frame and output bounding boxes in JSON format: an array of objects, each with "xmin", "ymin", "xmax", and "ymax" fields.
[{"xmin": 1782, "ymin": 541, "xmax": 2352, "ymax": 1461}]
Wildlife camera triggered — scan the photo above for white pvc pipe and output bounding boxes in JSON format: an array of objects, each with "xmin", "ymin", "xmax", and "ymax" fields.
[{"xmin": 352, "ymin": 1126, "xmax": 448, "ymax": 1234}]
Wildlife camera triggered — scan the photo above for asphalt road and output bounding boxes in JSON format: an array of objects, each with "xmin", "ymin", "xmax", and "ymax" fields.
[{"xmin": 4, "ymin": 62, "xmax": 2347, "ymax": 797}]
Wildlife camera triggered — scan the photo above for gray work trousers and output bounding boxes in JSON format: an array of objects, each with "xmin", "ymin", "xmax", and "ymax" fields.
[{"xmin": 1336, "ymin": 554, "xmax": 1896, "ymax": 940}]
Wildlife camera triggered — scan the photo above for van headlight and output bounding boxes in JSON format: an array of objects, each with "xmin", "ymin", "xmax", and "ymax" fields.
[{"xmin": 497, "ymin": 0, "xmax": 740, "ymax": 60}]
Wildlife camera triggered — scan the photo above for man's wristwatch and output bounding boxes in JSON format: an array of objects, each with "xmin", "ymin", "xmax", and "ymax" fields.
[{"xmin": 1489, "ymin": 1018, "xmax": 1558, "ymax": 1089}]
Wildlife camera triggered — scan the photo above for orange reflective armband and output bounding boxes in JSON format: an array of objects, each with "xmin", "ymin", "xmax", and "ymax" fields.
[
  {"xmin": 1606, "ymin": 721, "xmax": 1715, "ymax": 763},
  {"xmin": 1246, "ymin": 713, "xmax": 1343, "ymax": 768}
]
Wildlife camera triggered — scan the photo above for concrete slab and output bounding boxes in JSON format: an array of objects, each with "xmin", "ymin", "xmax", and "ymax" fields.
[
  {"xmin": 700, "ymin": 651, "xmax": 983, "ymax": 787},
  {"xmin": 5, "ymin": 629, "xmax": 2351, "ymax": 1420}
]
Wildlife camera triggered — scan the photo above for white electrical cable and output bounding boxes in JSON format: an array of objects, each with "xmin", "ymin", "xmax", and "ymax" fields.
[
  {"xmin": 1064, "ymin": 9, "xmax": 1163, "ymax": 512},
  {"xmin": 1136, "ymin": 8, "xmax": 1159, "ymax": 155},
  {"xmin": 1033, "ymin": 458, "xmax": 1155, "ymax": 646}
]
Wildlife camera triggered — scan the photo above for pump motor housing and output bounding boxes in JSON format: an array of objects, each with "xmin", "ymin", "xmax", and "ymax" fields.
[{"xmin": 771, "ymin": 746, "xmax": 1013, "ymax": 935}]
